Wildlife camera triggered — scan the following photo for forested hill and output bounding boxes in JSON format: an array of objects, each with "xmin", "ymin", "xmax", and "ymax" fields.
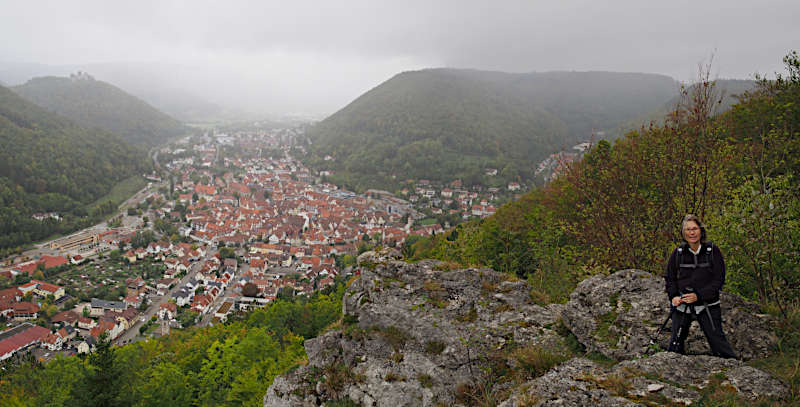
[
  {"xmin": 13, "ymin": 74, "xmax": 187, "ymax": 147},
  {"xmin": 0, "ymin": 84, "xmax": 148, "ymax": 252},
  {"xmin": 410, "ymin": 54, "xmax": 800, "ymax": 315},
  {"xmin": 303, "ymin": 69, "xmax": 678, "ymax": 191}
]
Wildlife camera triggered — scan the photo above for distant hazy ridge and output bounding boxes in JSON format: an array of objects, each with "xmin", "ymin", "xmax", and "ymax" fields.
[
  {"xmin": 304, "ymin": 69, "xmax": 680, "ymax": 190},
  {"xmin": 13, "ymin": 74, "xmax": 187, "ymax": 147}
]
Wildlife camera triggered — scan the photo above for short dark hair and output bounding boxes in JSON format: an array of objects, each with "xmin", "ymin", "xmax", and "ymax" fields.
[{"xmin": 681, "ymin": 214, "xmax": 707, "ymax": 242}]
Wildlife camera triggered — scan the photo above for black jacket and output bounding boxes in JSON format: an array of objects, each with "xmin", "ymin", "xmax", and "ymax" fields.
[{"xmin": 665, "ymin": 242, "xmax": 725, "ymax": 304}]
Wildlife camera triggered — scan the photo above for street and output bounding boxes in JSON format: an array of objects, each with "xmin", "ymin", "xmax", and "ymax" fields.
[{"xmin": 113, "ymin": 259, "xmax": 201, "ymax": 345}]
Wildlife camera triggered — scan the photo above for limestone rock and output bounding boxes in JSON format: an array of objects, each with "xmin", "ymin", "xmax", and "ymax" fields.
[
  {"xmin": 266, "ymin": 250, "xmax": 565, "ymax": 406},
  {"xmin": 561, "ymin": 269, "xmax": 776, "ymax": 361},
  {"xmin": 500, "ymin": 352, "xmax": 789, "ymax": 406},
  {"xmin": 265, "ymin": 256, "xmax": 788, "ymax": 407}
]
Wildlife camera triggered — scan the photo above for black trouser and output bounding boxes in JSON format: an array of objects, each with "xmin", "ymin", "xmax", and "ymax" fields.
[{"xmin": 667, "ymin": 304, "xmax": 737, "ymax": 359}]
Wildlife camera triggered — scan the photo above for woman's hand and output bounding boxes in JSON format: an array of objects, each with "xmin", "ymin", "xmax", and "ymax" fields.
[
  {"xmin": 672, "ymin": 296, "xmax": 682, "ymax": 307},
  {"xmin": 681, "ymin": 293, "xmax": 698, "ymax": 304}
]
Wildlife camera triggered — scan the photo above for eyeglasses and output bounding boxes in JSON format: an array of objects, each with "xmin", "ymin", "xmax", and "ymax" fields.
[{"xmin": 684, "ymin": 227, "xmax": 700, "ymax": 232}]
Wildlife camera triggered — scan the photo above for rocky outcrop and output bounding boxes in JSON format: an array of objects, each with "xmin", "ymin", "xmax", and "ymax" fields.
[
  {"xmin": 561, "ymin": 269, "xmax": 777, "ymax": 361},
  {"xmin": 499, "ymin": 353, "xmax": 789, "ymax": 406},
  {"xmin": 265, "ymin": 251, "xmax": 788, "ymax": 406},
  {"xmin": 265, "ymin": 248, "xmax": 566, "ymax": 406}
]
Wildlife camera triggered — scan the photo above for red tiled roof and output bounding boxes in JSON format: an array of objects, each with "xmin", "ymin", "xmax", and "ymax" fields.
[
  {"xmin": 51, "ymin": 310, "xmax": 79, "ymax": 324},
  {"xmin": 160, "ymin": 302, "xmax": 177, "ymax": 312},
  {"xmin": 0, "ymin": 324, "xmax": 50, "ymax": 358},
  {"xmin": 12, "ymin": 302, "xmax": 39, "ymax": 314},
  {"xmin": 36, "ymin": 281, "xmax": 61, "ymax": 294},
  {"xmin": 90, "ymin": 320, "xmax": 116, "ymax": 339}
]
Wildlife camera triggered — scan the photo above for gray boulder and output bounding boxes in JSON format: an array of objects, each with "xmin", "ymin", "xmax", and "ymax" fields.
[{"xmin": 561, "ymin": 269, "xmax": 776, "ymax": 361}]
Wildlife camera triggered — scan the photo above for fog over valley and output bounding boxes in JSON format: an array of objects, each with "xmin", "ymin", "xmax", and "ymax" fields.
[{"xmin": 1, "ymin": 0, "xmax": 798, "ymax": 119}]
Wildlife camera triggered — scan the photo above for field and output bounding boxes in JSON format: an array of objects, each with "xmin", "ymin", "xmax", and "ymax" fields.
[{"xmin": 87, "ymin": 175, "xmax": 148, "ymax": 210}]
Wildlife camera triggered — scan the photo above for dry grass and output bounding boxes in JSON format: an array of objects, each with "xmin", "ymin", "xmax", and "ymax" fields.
[
  {"xmin": 425, "ymin": 340, "xmax": 447, "ymax": 355},
  {"xmin": 509, "ymin": 344, "xmax": 567, "ymax": 379},
  {"xmin": 384, "ymin": 371, "xmax": 405, "ymax": 382},
  {"xmin": 390, "ymin": 351, "xmax": 404, "ymax": 363},
  {"xmin": 457, "ymin": 306, "xmax": 479, "ymax": 323}
]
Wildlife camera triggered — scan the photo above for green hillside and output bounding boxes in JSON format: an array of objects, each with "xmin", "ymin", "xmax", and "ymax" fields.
[
  {"xmin": 13, "ymin": 73, "xmax": 187, "ymax": 147},
  {"xmin": 412, "ymin": 54, "xmax": 800, "ymax": 315},
  {"xmin": 0, "ymin": 84, "xmax": 149, "ymax": 253},
  {"xmin": 303, "ymin": 69, "xmax": 679, "ymax": 191}
]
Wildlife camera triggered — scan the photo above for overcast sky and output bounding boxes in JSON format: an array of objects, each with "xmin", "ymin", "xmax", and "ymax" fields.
[{"xmin": 1, "ymin": 0, "xmax": 798, "ymax": 117}]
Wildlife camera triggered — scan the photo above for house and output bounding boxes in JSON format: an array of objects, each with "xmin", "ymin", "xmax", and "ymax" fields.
[
  {"xmin": 29, "ymin": 280, "xmax": 66, "ymax": 299},
  {"xmin": 77, "ymin": 336, "xmax": 96, "ymax": 354},
  {"xmin": 126, "ymin": 277, "xmax": 146, "ymax": 296},
  {"xmin": 223, "ymin": 258, "xmax": 238, "ymax": 272},
  {"xmin": 0, "ymin": 301, "xmax": 14, "ymax": 318},
  {"xmin": 58, "ymin": 325, "xmax": 77, "ymax": 341},
  {"xmin": 156, "ymin": 278, "xmax": 176, "ymax": 295},
  {"xmin": 17, "ymin": 282, "xmax": 38, "ymax": 295},
  {"xmin": 135, "ymin": 248, "xmax": 147, "ymax": 260},
  {"xmin": 11, "ymin": 302, "xmax": 39, "ymax": 321},
  {"xmin": 185, "ymin": 278, "xmax": 200, "ymax": 291},
  {"xmin": 78, "ymin": 317, "xmax": 97, "ymax": 330},
  {"xmin": 318, "ymin": 277, "xmax": 334, "ymax": 289},
  {"xmin": 158, "ymin": 302, "xmax": 177, "ymax": 320},
  {"xmin": 214, "ymin": 301, "xmax": 234, "ymax": 322},
  {"xmin": 124, "ymin": 250, "xmax": 137, "ymax": 263},
  {"xmin": 0, "ymin": 287, "xmax": 22, "ymax": 303},
  {"xmin": 90, "ymin": 298, "xmax": 126, "ymax": 317},
  {"xmin": 190, "ymin": 294, "xmax": 213, "ymax": 314},
  {"xmin": 42, "ymin": 332, "xmax": 63, "ymax": 351},
  {"xmin": 175, "ymin": 260, "xmax": 189, "ymax": 274},
  {"xmin": 51, "ymin": 310, "xmax": 79, "ymax": 327},
  {"xmin": 90, "ymin": 320, "xmax": 123, "ymax": 340},
  {"xmin": 164, "ymin": 257, "xmax": 179, "ymax": 269},
  {"xmin": 117, "ymin": 307, "xmax": 139, "ymax": 330},
  {"xmin": 171, "ymin": 289, "xmax": 193, "ymax": 307},
  {"xmin": 124, "ymin": 295, "xmax": 142, "ymax": 308}
]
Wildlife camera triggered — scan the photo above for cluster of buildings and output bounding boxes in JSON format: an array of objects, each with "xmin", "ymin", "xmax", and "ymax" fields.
[
  {"xmin": 0, "ymin": 281, "xmax": 65, "ymax": 324},
  {"xmin": 400, "ymin": 178, "xmax": 503, "ymax": 220},
  {"xmin": 0, "ymin": 255, "xmax": 70, "ymax": 279},
  {"xmin": 164, "ymin": 134, "xmax": 446, "ymax": 254},
  {"xmin": 0, "ymin": 280, "xmax": 112, "ymax": 361}
]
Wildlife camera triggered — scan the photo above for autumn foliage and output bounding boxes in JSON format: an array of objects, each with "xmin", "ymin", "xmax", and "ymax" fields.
[{"xmin": 414, "ymin": 52, "xmax": 800, "ymax": 313}]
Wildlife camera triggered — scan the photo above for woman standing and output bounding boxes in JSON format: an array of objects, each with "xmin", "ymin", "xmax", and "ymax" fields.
[{"xmin": 664, "ymin": 214, "xmax": 737, "ymax": 359}]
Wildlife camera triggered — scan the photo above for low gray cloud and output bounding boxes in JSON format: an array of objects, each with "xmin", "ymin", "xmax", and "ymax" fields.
[{"xmin": 1, "ymin": 0, "xmax": 798, "ymax": 117}]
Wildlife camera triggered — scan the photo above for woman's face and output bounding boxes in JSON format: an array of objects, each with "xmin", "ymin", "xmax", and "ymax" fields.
[{"xmin": 683, "ymin": 220, "xmax": 701, "ymax": 246}]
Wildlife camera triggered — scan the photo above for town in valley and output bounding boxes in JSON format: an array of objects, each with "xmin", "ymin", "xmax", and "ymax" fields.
[{"xmin": 0, "ymin": 125, "xmax": 528, "ymax": 363}]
